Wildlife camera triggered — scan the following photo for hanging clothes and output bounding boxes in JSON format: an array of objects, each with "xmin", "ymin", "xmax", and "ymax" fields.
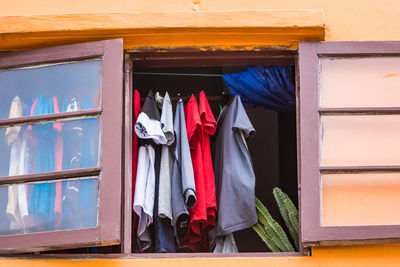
[
  {"xmin": 198, "ymin": 91, "xmax": 217, "ymax": 250},
  {"xmin": 61, "ymin": 97, "xmax": 83, "ymax": 230},
  {"xmin": 29, "ymin": 93, "xmax": 57, "ymax": 231},
  {"xmin": 210, "ymin": 95, "xmax": 257, "ymax": 247},
  {"xmin": 5, "ymin": 96, "xmax": 28, "ymax": 232},
  {"xmin": 52, "ymin": 96, "xmax": 63, "ymax": 229},
  {"xmin": 134, "ymin": 91, "xmax": 165, "ymax": 252},
  {"xmin": 181, "ymin": 94, "xmax": 207, "ymax": 250},
  {"xmin": 153, "ymin": 144, "xmax": 176, "ymax": 253},
  {"xmin": 171, "ymin": 99, "xmax": 196, "ymax": 243},
  {"xmin": 134, "ymin": 144, "xmax": 155, "ymax": 251},
  {"xmin": 22, "ymin": 97, "xmax": 39, "ymax": 233},
  {"xmin": 135, "ymin": 91, "xmax": 167, "ymax": 145},
  {"xmin": 154, "ymin": 92, "xmax": 176, "ymax": 253},
  {"xmin": 222, "ymin": 66, "xmax": 295, "ymax": 111},
  {"xmin": 132, "ymin": 89, "xmax": 141, "ymax": 249},
  {"xmin": 158, "ymin": 92, "xmax": 174, "ymax": 220},
  {"xmin": 61, "ymin": 96, "xmax": 97, "ymax": 230},
  {"xmin": 213, "ymin": 233, "xmax": 238, "ymax": 253}
]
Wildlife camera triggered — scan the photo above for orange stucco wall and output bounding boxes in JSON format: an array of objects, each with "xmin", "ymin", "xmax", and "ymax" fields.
[
  {"xmin": 1, "ymin": 0, "xmax": 400, "ymax": 266},
  {"xmin": 2, "ymin": 244, "xmax": 400, "ymax": 266},
  {"xmin": 1, "ymin": 0, "xmax": 400, "ymax": 42}
]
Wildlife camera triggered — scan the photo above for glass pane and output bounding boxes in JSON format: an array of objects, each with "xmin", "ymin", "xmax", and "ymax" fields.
[
  {"xmin": 0, "ymin": 60, "xmax": 101, "ymax": 119},
  {"xmin": 321, "ymin": 173, "xmax": 400, "ymax": 226},
  {"xmin": 320, "ymin": 57, "xmax": 400, "ymax": 108},
  {"xmin": 0, "ymin": 177, "xmax": 99, "ymax": 235},
  {"xmin": 0, "ymin": 118, "xmax": 99, "ymax": 177},
  {"xmin": 320, "ymin": 115, "xmax": 400, "ymax": 166}
]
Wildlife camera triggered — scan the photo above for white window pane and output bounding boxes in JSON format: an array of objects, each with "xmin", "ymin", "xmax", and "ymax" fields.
[
  {"xmin": 0, "ymin": 118, "xmax": 100, "ymax": 177},
  {"xmin": 321, "ymin": 115, "xmax": 400, "ymax": 166},
  {"xmin": 0, "ymin": 60, "xmax": 101, "ymax": 119},
  {"xmin": 0, "ymin": 177, "xmax": 99, "ymax": 236},
  {"xmin": 322, "ymin": 173, "xmax": 400, "ymax": 226},
  {"xmin": 320, "ymin": 57, "xmax": 400, "ymax": 108}
]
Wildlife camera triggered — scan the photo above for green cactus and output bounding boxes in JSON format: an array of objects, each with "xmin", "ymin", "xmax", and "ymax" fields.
[
  {"xmin": 252, "ymin": 223, "xmax": 280, "ymax": 252},
  {"xmin": 254, "ymin": 197, "xmax": 295, "ymax": 252},
  {"xmin": 273, "ymin": 187, "xmax": 299, "ymax": 250}
]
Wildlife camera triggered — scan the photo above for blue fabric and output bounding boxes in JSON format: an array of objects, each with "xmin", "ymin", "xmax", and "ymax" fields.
[
  {"xmin": 29, "ymin": 93, "xmax": 57, "ymax": 223},
  {"xmin": 222, "ymin": 66, "xmax": 295, "ymax": 112}
]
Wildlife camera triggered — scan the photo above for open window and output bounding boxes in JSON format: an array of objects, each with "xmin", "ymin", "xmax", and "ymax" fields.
[
  {"xmin": 126, "ymin": 50, "xmax": 300, "ymax": 253},
  {"xmin": 0, "ymin": 41, "xmax": 302, "ymax": 255},
  {"xmin": 299, "ymin": 41, "xmax": 400, "ymax": 246},
  {"xmin": 0, "ymin": 39, "xmax": 123, "ymax": 253}
]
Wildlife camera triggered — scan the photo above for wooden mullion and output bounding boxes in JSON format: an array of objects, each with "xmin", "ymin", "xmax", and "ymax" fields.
[
  {"xmin": 0, "ymin": 108, "xmax": 102, "ymax": 127},
  {"xmin": 122, "ymin": 53, "xmax": 133, "ymax": 254},
  {"xmin": 0, "ymin": 167, "xmax": 101, "ymax": 185},
  {"xmin": 319, "ymin": 107, "xmax": 400, "ymax": 115},
  {"xmin": 320, "ymin": 165, "xmax": 400, "ymax": 174}
]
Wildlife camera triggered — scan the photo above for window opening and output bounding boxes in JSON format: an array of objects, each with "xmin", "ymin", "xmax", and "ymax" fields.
[{"xmin": 131, "ymin": 64, "xmax": 298, "ymax": 253}]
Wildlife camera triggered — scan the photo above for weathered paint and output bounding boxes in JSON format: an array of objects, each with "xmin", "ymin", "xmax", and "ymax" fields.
[
  {"xmin": 0, "ymin": 0, "xmax": 399, "ymax": 42},
  {"xmin": 0, "ymin": 10, "xmax": 324, "ymax": 51},
  {"xmin": 2, "ymin": 244, "xmax": 400, "ymax": 266}
]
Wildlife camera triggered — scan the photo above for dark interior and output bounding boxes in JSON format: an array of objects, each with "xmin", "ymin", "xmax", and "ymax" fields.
[{"xmin": 132, "ymin": 66, "xmax": 298, "ymax": 252}]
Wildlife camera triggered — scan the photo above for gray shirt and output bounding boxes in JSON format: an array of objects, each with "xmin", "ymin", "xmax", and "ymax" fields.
[
  {"xmin": 158, "ymin": 92, "xmax": 174, "ymax": 220},
  {"xmin": 171, "ymin": 99, "xmax": 196, "ymax": 241},
  {"xmin": 211, "ymin": 95, "xmax": 257, "ymax": 244}
]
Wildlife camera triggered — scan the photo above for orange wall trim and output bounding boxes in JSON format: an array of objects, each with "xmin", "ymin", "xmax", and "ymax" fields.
[
  {"xmin": 2, "ymin": 244, "xmax": 400, "ymax": 267},
  {"xmin": 0, "ymin": 10, "xmax": 325, "ymax": 51}
]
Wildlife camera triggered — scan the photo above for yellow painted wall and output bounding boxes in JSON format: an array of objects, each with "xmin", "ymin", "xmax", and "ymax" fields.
[
  {"xmin": 1, "ymin": 0, "xmax": 400, "ymax": 265},
  {"xmin": 1, "ymin": 0, "xmax": 400, "ymax": 42}
]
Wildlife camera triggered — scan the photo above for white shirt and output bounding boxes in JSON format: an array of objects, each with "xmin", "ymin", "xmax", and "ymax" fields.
[{"xmin": 133, "ymin": 145, "xmax": 155, "ymax": 252}]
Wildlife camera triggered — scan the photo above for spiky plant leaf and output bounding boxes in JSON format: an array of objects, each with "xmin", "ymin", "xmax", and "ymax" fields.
[
  {"xmin": 288, "ymin": 208, "xmax": 299, "ymax": 238},
  {"xmin": 252, "ymin": 223, "xmax": 280, "ymax": 252},
  {"xmin": 255, "ymin": 197, "xmax": 294, "ymax": 252},
  {"xmin": 273, "ymin": 188, "xmax": 299, "ymax": 250}
]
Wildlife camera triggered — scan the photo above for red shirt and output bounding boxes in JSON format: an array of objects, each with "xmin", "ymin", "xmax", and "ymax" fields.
[
  {"xmin": 132, "ymin": 90, "xmax": 141, "ymax": 247},
  {"xmin": 183, "ymin": 94, "xmax": 207, "ymax": 250},
  {"xmin": 199, "ymin": 91, "xmax": 217, "ymax": 250}
]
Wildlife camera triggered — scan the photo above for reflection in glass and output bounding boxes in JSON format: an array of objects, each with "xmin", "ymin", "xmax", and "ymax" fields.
[
  {"xmin": 0, "ymin": 60, "xmax": 101, "ymax": 119},
  {"xmin": 0, "ymin": 118, "xmax": 100, "ymax": 177},
  {"xmin": 320, "ymin": 57, "xmax": 400, "ymax": 108},
  {"xmin": 322, "ymin": 173, "xmax": 400, "ymax": 226},
  {"xmin": 0, "ymin": 177, "xmax": 99, "ymax": 236},
  {"xmin": 320, "ymin": 115, "xmax": 400, "ymax": 166}
]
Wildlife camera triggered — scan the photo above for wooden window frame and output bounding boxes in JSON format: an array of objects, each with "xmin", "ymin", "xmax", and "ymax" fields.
[
  {"xmin": 0, "ymin": 45, "xmax": 305, "ymax": 257},
  {"xmin": 0, "ymin": 39, "xmax": 124, "ymax": 252},
  {"xmin": 299, "ymin": 41, "xmax": 400, "ymax": 247}
]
